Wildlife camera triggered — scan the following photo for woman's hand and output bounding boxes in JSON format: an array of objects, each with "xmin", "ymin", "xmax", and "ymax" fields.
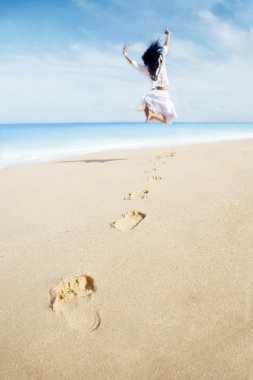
[{"xmin": 165, "ymin": 28, "xmax": 171, "ymax": 36}]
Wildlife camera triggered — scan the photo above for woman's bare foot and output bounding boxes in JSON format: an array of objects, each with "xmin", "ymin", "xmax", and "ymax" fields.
[{"xmin": 150, "ymin": 117, "xmax": 161, "ymax": 123}]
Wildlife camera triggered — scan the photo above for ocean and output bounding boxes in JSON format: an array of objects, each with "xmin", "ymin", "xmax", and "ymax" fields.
[{"xmin": 1, "ymin": 121, "xmax": 253, "ymax": 169}]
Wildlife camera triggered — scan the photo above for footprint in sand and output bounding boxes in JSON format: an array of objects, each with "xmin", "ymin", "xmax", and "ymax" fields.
[
  {"xmin": 148, "ymin": 176, "xmax": 162, "ymax": 182},
  {"xmin": 153, "ymin": 155, "xmax": 163, "ymax": 161},
  {"xmin": 49, "ymin": 274, "xmax": 100, "ymax": 333},
  {"xmin": 164, "ymin": 151, "xmax": 176, "ymax": 158},
  {"xmin": 144, "ymin": 167, "xmax": 157, "ymax": 173},
  {"xmin": 124, "ymin": 189, "xmax": 149, "ymax": 200},
  {"xmin": 153, "ymin": 152, "xmax": 175, "ymax": 160},
  {"xmin": 110, "ymin": 210, "xmax": 146, "ymax": 231}
]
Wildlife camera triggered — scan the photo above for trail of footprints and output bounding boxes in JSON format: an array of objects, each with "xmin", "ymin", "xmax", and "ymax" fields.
[
  {"xmin": 49, "ymin": 149, "xmax": 175, "ymax": 333},
  {"xmin": 110, "ymin": 150, "xmax": 175, "ymax": 231}
]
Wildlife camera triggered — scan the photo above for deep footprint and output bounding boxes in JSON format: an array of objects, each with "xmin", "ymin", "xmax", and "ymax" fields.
[
  {"xmin": 110, "ymin": 210, "xmax": 146, "ymax": 231},
  {"xmin": 148, "ymin": 176, "xmax": 162, "ymax": 182},
  {"xmin": 124, "ymin": 189, "xmax": 149, "ymax": 200},
  {"xmin": 49, "ymin": 274, "xmax": 100, "ymax": 333}
]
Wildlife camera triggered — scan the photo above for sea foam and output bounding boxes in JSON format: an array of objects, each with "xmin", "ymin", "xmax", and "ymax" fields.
[{"xmin": 1, "ymin": 122, "xmax": 253, "ymax": 169}]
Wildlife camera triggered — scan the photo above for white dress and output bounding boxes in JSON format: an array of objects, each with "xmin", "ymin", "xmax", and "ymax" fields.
[{"xmin": 131, "ymin": 45, "xmax": 177, "ymax": 124}]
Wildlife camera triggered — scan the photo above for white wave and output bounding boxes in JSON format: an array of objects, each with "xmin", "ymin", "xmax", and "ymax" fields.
[{"xmin": 1, "ymin": 122, "xmax": 253, "ymax": 169}]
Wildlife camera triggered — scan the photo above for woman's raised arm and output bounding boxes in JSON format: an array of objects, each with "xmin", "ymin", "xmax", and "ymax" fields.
[
  {"xmin": 123, "ymin": 44, "xmax": 134, "ymax": 64},
  {"xmin": 164, "ymin": 29, "xmax": 172, "ymax": 51},
  {"xmin": 123, "ymin": 44, "xmax": 147, "ymax": 74}
]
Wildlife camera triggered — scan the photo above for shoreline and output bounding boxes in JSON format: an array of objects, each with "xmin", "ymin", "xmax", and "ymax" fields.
[
  {"xmin": 2, "ymin": 135, "xmax": 253, "ymax": 171},
  {"xmin": 1, "ymin": 139, "xmax": 253, "ymax": 379}
]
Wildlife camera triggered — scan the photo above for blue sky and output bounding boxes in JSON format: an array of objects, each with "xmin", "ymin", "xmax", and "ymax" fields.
[{"xmin": 0, "ymin": 0, "xmax": 253, "ymax": 122}]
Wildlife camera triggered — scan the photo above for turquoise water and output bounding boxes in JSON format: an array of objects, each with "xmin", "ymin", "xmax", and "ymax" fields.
[{"xmin": 1, "ymin": 121, "xmax": 253, "ymax": 169}]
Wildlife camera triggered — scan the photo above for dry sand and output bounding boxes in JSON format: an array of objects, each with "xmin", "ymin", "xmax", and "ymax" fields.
[{"xmin": 1, "ymin": 139, "xmax": 253, "ymax": 379}]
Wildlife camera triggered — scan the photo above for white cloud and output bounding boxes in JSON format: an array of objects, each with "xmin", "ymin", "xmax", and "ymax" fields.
[
  {"xmin": 70, "ymin": 43, "xmax": 123, "ymax": 69},
  {"xmin": 127, "ymin": 42, "xmax": 147, "ymax": 55},
  {"xmin": 0, "ymin": 47, "xmax": 146, "ymax": 123},
  {"xmin": 198, "ymin": 9, "xmax": 253, "ymax": 55},
  {"xmin": 170, "ymin": 39, "xmax": 207, "ymax": 63},
  {"xmin": 168, "ymin": 13, "xmax": 253, "ymax": 121}
]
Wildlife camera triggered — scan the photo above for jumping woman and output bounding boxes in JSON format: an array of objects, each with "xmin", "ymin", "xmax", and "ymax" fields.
[{"xmin": 123, "ymin": 29, "xmax": 177, "ymax": 124}]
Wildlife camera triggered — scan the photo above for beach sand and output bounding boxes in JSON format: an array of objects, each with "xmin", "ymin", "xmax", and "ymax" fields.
[{"xmin": 1, "ymin": 139, "xmax": 253, "ymax": 379}]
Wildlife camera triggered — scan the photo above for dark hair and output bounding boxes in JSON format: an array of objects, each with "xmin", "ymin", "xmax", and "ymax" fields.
[{"xmin": 142, "ymin": 39, "xmax": 163, "ymax": 81}]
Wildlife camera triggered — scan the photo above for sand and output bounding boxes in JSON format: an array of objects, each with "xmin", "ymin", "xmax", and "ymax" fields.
[{"xmin": 1, "ymin": 139, "xmax": 253, "ymax": 379}]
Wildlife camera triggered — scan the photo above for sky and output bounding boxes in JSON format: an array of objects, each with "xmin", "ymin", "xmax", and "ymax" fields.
[{"xmin": 0, "ymin": 0, "xmax": 253, "ymax": 123}]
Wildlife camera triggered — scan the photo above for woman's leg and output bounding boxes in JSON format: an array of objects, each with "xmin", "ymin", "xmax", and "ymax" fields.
[
  {"xmin": 144, "ymin": 104, "xmax": 149, "ymax": 121},
  {"xmin": 139, "ymin": 102, "xmax": 166, "ymax": 123},
  {"xmin": 137, "ymin": 102, "xmax": 150, "ymax": 121},
  {"xmin": 147, "ymin": 109, "xmax": 166, "ymax": 123}
]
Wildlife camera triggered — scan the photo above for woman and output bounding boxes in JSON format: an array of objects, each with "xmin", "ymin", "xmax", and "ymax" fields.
[{"xmin": 123, "ymin": 29, "xmax": 177, "ymax": 124}]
